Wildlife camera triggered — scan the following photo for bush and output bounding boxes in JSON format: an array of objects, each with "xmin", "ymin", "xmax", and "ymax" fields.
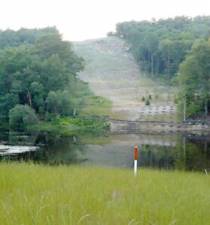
[
  {"xmin": 145, "ymin": 99, "xmax": 150, "ymax": 106},
  {"xmin": 9, "ymin": 105, "xmax": 39, "ymax": 131}
]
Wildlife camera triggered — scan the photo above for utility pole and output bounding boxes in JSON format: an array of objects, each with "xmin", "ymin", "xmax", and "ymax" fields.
[
  {"xmin": 183, "ymin": 97, "xmax": 186, "ymax": 122},
  {"xmin": 182, "ymin": 136, "xmax": 186, "ymax": 170}
]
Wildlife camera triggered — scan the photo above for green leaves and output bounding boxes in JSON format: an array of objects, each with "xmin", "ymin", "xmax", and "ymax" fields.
[
  {"xmin": 177, "ymin": 39, "xmax": 210, "ymax": 117},
  {"xmin": 9, "ymin": 105, "xmax": 39, "ymax": 131},
  {"xmin": 0, "ymin": 28, "xmax": 88, "ymax": 129},
  {"xmin": 116, "ymin": 16, "xmax": 210, "ymax": 79}
]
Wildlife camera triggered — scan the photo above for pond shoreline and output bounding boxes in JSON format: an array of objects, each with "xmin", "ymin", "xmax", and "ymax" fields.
[{"xmin": 110, "ymin": 119, "xmax": 210, "ymax": 134}]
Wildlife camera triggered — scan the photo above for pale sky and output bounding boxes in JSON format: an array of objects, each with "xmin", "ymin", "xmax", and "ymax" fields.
[{"xmin": 0, "ymin": 0, "xmax": 210, "ymax": 41}]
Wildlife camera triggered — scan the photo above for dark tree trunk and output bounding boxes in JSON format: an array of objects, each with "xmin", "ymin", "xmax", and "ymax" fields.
[
  {"xmin": 204, "ymin": 99, "xmax": 208, "ymax": 118},
  {"xmin": 27, "ymin": 90, "xmax": 32, "ymax": 107}
]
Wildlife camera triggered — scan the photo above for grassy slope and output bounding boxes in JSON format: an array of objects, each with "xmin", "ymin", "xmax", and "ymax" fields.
[
  {"xmin": 1, "ymin": 163, "xmax": 210, "ymax": 225},
  {"xmin": 73, "ymin": 37, "xmax": 177, "ymax": 121}
]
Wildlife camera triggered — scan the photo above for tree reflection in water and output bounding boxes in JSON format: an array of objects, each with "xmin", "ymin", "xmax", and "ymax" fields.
[{"xmin": 1, "ymin": 131, "xmax": 210, "ymax": 171}]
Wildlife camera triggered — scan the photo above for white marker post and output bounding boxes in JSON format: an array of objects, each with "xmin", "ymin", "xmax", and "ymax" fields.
[{"xmin": 134, "ymin": 145, "xmax": 138, "ymax": 176}]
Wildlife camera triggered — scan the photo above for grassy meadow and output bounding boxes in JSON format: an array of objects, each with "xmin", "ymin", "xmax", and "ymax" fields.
[{"xmin": 0, "ymin": 163, "xmax": 210, "ymax": 225}]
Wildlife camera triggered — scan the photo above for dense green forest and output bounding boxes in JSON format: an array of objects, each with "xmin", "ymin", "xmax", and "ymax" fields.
[
  {"xmin": 178, "ymin": 39, "xmax": 210, "ymax": 117},
  {"xmin": 0, "ymin": 27, "xmax": 109, "ymax": 132},
  {"xmin": 115, "ymin": 16, "xmax": 210, "ymax": 79},
  {"xmin": 114, "ymin": 16, "xmax": 210, "ymax": 117}
]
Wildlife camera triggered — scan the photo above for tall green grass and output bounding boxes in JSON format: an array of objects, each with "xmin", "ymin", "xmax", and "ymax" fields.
[{"xmin": 0, "ymin": 163, "xmax": 210, "ymax": 225}]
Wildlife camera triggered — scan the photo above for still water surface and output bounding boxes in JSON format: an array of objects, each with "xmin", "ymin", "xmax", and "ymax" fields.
[{"xmin": 1, "ymin": 131, "xmax": 210, "ymax": 171}]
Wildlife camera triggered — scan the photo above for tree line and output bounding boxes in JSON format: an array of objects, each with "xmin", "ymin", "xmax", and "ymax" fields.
[
  {"xmin": 114, "ymin": 16, "xmax": 210, "ymax": 118},
  {"xmin": 0, "ymin": 27, "xmax": 98, "ymax": 131}
]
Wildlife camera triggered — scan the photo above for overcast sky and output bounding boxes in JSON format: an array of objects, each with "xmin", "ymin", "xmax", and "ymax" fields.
[{"xmin": 0, "ymin": 0, "xmax": 210, "ymax": 41}]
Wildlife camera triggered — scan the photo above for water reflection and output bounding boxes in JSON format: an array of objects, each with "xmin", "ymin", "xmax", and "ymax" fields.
[{"xmin": 1, "ymin": 131, "xmax": 210, "ymax": 171}]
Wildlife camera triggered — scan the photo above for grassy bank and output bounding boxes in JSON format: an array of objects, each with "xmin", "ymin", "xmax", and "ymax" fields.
[
  {"xmin": 0, "ymin": 163, "xmax": 210, "ymax": 225},
  {"xmin": 29, "ymin": 117, "xmax": 110, "ymax": 136}
]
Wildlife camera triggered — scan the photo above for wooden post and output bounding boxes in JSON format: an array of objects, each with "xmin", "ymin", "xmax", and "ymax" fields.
[{"xmin": 134, "ymin": 145, "xmax": 138, "ymax": 176}]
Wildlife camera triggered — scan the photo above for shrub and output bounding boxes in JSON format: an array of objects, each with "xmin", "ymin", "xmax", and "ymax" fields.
[
  {"xmin": 145, "ymin": 99, "xmax": 150, "ymax": 106},
  {"xmin": 9, "ymin": 104, "xmax": 39, "ymax": 131}
]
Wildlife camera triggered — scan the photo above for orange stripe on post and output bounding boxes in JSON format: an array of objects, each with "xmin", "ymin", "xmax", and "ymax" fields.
[{"xmin": 134, "ymin": 145, "xmax": 138, "ymax": 160}]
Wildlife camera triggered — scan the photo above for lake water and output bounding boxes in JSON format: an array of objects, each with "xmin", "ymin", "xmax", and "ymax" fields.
[{"xmin": 1, "ymin": 131, "xmax": 210, "ymax": 172}]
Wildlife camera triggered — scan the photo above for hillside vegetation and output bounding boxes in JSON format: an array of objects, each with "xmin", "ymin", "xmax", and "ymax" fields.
[
  {"xmin": 74, "ymin": 37, "xmax": 177, "ymax": 121},
  {"xmin": 114, "ymin": 16, "xmax": 210, "ymax": 118},
  {"xmin": 0, "ymin": 28, "xmax": 109, "ymax": 133},
  {"xmin": 115, "ymin": 16, "xmax": 210, "ymax": 79}
]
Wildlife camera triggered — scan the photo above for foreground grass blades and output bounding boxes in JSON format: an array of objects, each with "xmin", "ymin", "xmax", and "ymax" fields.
[{"xmin": 0, "ymin": 163, "xmax": 210, "ymax": 225}]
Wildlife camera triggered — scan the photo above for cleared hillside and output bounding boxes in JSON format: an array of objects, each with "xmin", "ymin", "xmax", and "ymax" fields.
[{"xmin": 73, "ymin": 37, "xmax": 177, "ymax": 121}]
